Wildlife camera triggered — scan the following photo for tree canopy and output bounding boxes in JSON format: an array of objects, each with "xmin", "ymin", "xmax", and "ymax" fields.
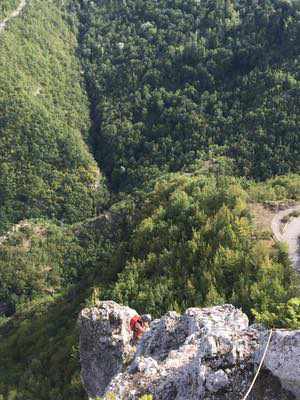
[
  {"xmin": 0, "ymin": 0, "xmax": 107, "ymax": 233},
  {"xmin": 77, "ymin": 0, "xmax": 300, "ymax": 191}
]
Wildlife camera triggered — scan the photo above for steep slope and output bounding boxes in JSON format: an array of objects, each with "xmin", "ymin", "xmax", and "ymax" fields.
[
  {"xmin": 77, "ymin": 0, "xmax": 300, "ymax": 191},
  {"xmin": 0, "ymin": 0, "xmax": 107, "ymax": 232},
  {"xmin": 0, "ymin": 207, "xmax": 132, "ymax": 399}
]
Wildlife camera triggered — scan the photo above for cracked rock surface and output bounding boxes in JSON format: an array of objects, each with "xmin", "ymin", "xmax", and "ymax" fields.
[{"xmin": 78, "ymin": 301, "xmax": 298, "ymax": 400}]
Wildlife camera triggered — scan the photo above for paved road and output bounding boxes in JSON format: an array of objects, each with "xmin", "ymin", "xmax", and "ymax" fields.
[
  {"xmin": 0, "ymin": 0, "xmax": 26, "ymax": 33},
  {"xmin": 271, "ymin": 205, "xmax": 300, "ymax": 272}
]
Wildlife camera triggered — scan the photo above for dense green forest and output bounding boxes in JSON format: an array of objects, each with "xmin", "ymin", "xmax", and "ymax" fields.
[
  {"xmin": 77, "ymin": 0, "xmax": 300, "ymax": 190},
  {"xmin": 0, "ymin": 0, "xmax": 299, "ymax": 399},
  {"xmin": 0, "ymin": 0, "xmax": 107, "ymax": 233}
]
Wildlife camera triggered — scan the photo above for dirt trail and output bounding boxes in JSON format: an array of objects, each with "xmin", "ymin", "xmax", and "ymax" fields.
[
  {"xmin": 0, "ymin": 0, "xmax": 27, "ymax": 33},
  {"xmin": 271, "ymin": 205, "xmax": 300, "ymax": 273}
]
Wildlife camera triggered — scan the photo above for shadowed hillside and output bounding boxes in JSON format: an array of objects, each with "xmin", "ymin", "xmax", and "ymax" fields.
[{"xmin": 0, "ymin": 0, "xmax": 107, "ymax": 233}]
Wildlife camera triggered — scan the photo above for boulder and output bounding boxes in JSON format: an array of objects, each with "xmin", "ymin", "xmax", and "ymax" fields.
[{"xmin": 205, "ymin": 369, "xmax": 229, "ymax": 392}]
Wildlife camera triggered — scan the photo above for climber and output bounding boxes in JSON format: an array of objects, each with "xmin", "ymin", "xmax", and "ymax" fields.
[{"xmin": 130, "ymin": 314, "xmax": 151, "ymax": 343}]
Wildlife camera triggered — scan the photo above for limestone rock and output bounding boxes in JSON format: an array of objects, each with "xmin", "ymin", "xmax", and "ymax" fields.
[
  {"xmin": 257, "ymin": 330, "xmax": 300, "ymax": 398},
  {"xmin": 78, "ymin": 301, "xmax": 137, "ymax": 398},
  {"xmin": 206, "ymin": 370, "xmax": 229, "ymax": 392},
  {"xmin": 79, "ymin": 302, "xmax": 299, "ymax": 400}
]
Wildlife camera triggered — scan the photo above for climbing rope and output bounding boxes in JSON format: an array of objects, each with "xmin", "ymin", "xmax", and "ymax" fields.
[{"xmin": 241, "ymin": 329, "xmax": 273, "ymax": 400}]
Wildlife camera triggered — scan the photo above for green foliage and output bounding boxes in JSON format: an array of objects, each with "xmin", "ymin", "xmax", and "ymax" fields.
[
  {"xmin": 253, "ymin": 297, "xmax": 300, "ymax": 329},
  {"xmin": 77, "ymin": 0, "xmax": 300, "ymax": 191},
  {"xmin": 0, "ymin": 207, "xmax": 132, "ymax": 399},
  {"xmin": 248, "ymin": 174, "xmax": 300, "ymax": 202},
  {"xmin": 0, "ymin": 291, "xmax": 87, "ymax": 400},
  {"xmin": 0, "ymin": 209, "xmax": 130, "ymax": 314},
  {"xmin": 0, "ymin": 220, "xmax": 78, "ymax": 312},
  {"xmin": 0, "ymin": 0, "xmax": 107, "ymax": 232},
  {"xmin": 0, "ymin": 0, "xmax": 18, "ymax": 19},
  {"xmin": 110, "ymin": 173, "xmax": 299, "ymax": 318}
]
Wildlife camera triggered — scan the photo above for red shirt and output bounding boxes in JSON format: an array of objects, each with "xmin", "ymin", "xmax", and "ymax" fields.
[{"xmin": 130, "ymin": 315, "xmax": 144, "ymax": 339}]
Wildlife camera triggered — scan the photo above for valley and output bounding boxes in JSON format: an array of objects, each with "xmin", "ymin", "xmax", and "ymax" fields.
[{"xmin": 0, "ymin": 0, "xmax": 299, "ymax": 398}]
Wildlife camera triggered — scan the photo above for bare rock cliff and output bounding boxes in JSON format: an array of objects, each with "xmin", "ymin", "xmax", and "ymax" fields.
[{"xmin": 78, "ymin": 301, "xmax": 300, "ymax": 400}]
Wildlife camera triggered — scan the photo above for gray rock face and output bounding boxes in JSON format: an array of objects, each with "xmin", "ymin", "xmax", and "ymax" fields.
[
  {"xmin": 78, "ymin": 301, "xmax": 136, "ymax": 398},
  {"xmin": 78, "ymin": 302, "xmax": 299, "ymax": 400},
  {"xmin": 260, "ymin": 330, "xmax": 300, "ymax": 398}
]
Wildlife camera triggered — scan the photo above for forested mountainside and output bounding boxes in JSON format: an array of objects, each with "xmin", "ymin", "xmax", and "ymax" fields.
[
  {"xmin": 0, "ymin": 0, "xmax": 299, "ymax": 399},
  {"xmin": 0, "ymin": 0, "xmax": 107, "ymax": 233},
  {"xmin": 77, "ymin": 0, "xmax": 300, "ymax": 191}
]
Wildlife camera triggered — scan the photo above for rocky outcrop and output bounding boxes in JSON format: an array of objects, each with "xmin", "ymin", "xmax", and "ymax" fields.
[
  {"xmin": 78, "ymin": 301, "xmax": 299, "ymax": 400},
  {"xmin": 78, "ymin": 301, "xmax": 136, "ymax": 397}
]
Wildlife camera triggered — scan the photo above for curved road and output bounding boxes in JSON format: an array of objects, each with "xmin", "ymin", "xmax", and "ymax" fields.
[
  {"xmin": 271, "ymin": 205, "xmax": 300, "ymax": 273},
  {"xmin": 0, "ymin": 0, "xmax": 27, "ymax": 33}
]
